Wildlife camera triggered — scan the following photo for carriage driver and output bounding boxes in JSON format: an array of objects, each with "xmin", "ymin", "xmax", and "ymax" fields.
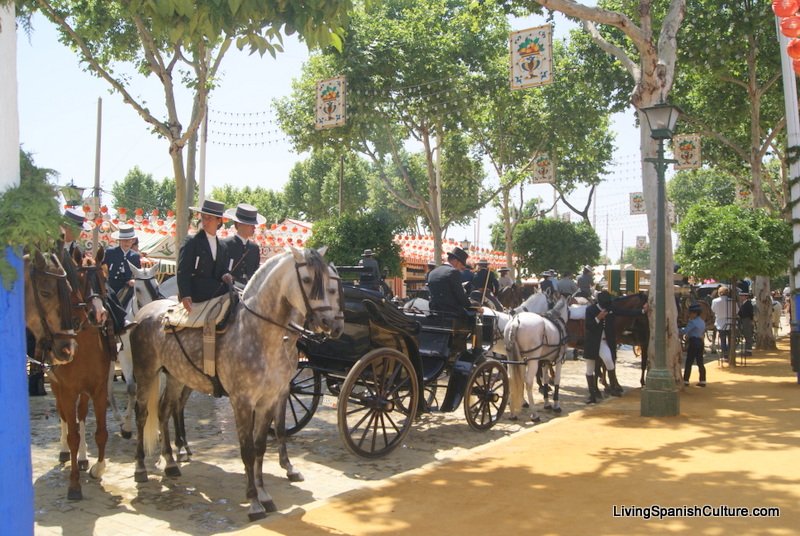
[
  {"xmin": 221, "ymin": 203, "xmax": 264, "ymax": 289},
  {"xmin": 177, "ymin": 199, "xmax": 234, "ymax": 313},
  {"xmin": 498, "ymin": 267, "xmax": 513, "ymax": 290},
  {"xmin": 470, "ymin": 259, "xmax": 502, "ymax": 310}
]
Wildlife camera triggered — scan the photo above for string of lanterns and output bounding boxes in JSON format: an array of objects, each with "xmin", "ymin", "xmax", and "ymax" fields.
[{"xmin": 774, "ymin": 0, "xmax": 800, "ymax": 72}]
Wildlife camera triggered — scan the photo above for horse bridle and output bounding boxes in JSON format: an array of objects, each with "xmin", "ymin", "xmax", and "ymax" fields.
[
  {"xmin": 241, "ymin": 256, "xmax": 344, "ymax": 337},
  {"xmin": 29, "ymin": 260, "xmax": 78, "ymax": 364}
]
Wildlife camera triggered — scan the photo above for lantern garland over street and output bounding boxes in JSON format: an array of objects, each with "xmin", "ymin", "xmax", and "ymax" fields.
[{"xmin": 774, "ymin": 0, "xmax": 800, "ymax": 73}]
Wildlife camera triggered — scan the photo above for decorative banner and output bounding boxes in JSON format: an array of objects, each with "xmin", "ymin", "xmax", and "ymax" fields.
[
  {"xmin": 510, "ymin": 25, "xmax": 554, "ymax": 90},
  {"xmin": 530, "ymin": 154, "xmax": 555, "ymax": 184},
  {"xmin": 673, "ymin": 134, "xmax": 701, "ymax": 170},
  {"xmin": 629, "ymin": 192, "xmax": 646, "ymax": 215},
  {"xmin": 636, "ymin": 236, "xmax": 647, "ymax": 250},
  {"xmin": 315, "ymin": 76, "xmax": 346, "ymax": 130}
]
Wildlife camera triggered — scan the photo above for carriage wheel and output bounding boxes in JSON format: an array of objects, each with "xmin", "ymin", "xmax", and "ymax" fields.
[
  {"xmin": 337, "ymin": 348, "xmax": 418, "ymax": 458},
  {"xmin": 284, "ymin": 362, "xmax": 322, "ymax": 436},
  {"xmin": 464, "ymin": 359, "xmax": 508, "ymax": 431}
]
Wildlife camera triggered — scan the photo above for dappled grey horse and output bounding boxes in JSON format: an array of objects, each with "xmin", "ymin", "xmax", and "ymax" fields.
[{"xmin": 129, "ymin": 247, "xmax": 344, "ymax": 521}]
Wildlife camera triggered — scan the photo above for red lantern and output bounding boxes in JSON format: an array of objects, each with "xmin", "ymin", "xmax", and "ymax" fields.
[
  {"xmin": 788, "ymin": 38, "xmax": 800, "ymax": 59},
  {"xmin": 118, "ymin": 207, "xmax": 127, "ymax": 214},
  {"xmin": 94, "ymin": 217, "xmax": 103, "ymax": 226},
  {"xmin": 167, "ymin": 210, "xmax": 174, "ymax": 218},
  {"xmin": 774, "ymin": 0, "xmax": 799, "ymax": 17},
  {"xmin": 135, "ymin": 208, "xmax": 143, "ymax": 216},
  {"xmin": 793, "ymin": 58, "xmax": 800, "ymax": 74},
  {"xmin": 100, "ymin": 205, "xmax": 108, "ymax": 213},
  {"xmin": 782, "ymin": 16, "xmax": 800, "ymax": 37},
  {"xmin": 151, "ymin": 208, "xmax": 159, "ymax": 216}
]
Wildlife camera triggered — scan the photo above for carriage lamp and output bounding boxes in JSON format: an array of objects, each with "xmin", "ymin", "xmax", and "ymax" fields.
[
  {"xmin": 640, "ymin": 101, "xmax": 681, "ymax": 417},
  {"xmin": 460, "ymin": 238, "xmax": 471, "ymax": 251}
]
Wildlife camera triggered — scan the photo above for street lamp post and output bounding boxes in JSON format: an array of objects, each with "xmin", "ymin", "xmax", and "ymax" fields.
[
  {"xmin": 640, "ymin": 102, "xmax": 681, "ymax": 417},
  {"xmin": 460, "ymin": 238, "xmax": 471, "ymax": 251}
]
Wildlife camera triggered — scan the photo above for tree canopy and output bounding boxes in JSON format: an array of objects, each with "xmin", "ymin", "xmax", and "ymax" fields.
[
  {"xmin": 111, "ymin": 167, "xmax": 175, "ymax": 217},
  {"xmin": 666, "ymin": 167, "xmax": 737, "ymax": 222},
  {"xmin": 513, "ymin": 217, "xmax": 601, "ymax": 278},
  {"xmin": 209, "ymin": 183, "xmax": 287, "ymax": 224}
]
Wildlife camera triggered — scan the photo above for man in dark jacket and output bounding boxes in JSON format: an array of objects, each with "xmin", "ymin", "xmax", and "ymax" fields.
[
  {"xmin": 469, "ymin": 259, "xmax": 501, "ymax": 309},
  {"xmin": 177, "ymin": 199, "xmax": 233, "ymax": 312},
  {"xmin": 427, "ymin": 246, "xmax": 472, "ymax": 319},
  {"xmin": 583, "ymin": 291, "xmax": 631, "ymax": 403},
  {"xmin": 221, "ymin": 203, "xmax": 264, "ymax": 288},
  {"xmin": 104, "ymin": 223, "xmax": 141, "ymax": 306}
]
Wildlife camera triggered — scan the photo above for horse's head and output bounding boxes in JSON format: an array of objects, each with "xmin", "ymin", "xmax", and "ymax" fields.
[
  {"xmin": 290, "ymin": 247, "xmax": 345, "ymax": 338},
  {"xmin": 130, "ymin": 261, "xmax": 163, "ymax": 310},
  {"xmin": 24, "ymin": 251, "xmax": 78, "ymax": 365},
  {"xmin": 72, "ymin": 248, "xmax": 110, "ymax": 328},
  {"xmin": 551, "ymin": 294, "xmax": 569, "ymax": 323}
]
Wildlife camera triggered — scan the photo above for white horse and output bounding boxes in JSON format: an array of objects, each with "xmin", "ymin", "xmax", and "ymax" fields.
[
  {"xmin": 505, "ymin": 295, "xmax": 569, "ymax": 422},
  {"xmin": 108, "ymin": 261, "xmax": 165, "ymax": 439},
  {"xmin": 403, "ymin": 291, "xmax": 547, "ymax": 317}
]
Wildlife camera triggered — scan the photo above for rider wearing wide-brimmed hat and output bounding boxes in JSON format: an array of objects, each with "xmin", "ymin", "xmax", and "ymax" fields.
[
  {"xmin": 102, "ymin": 223, "xmax": 143, "ymax": 335},
  {"xmin": 221, "ymin": 203, "xmax": 265, "ymax": 288},
  {"xmin": 177, "ymin": 199, "xmax": 233, "ymax": 312}
]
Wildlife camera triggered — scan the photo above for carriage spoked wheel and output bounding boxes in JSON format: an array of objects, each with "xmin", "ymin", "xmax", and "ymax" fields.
[
  {"xmin": 464, "ymin": 358, "xmax": 508, "ymax": 431},
  {"xmin": 337, "ymin": 348, "xmax": 419, "ymax": 458},
  {"xmin": 284, "ymin": 360, "xmax": 322, "ymax": 436}
]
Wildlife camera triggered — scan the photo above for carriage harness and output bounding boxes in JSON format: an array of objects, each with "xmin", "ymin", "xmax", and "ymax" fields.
[{"xmin": 507, "ymin": 308, "xmax": 569, "ymax": 366}]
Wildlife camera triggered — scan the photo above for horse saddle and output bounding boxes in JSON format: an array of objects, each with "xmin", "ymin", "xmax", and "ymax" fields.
[{"xmin": 162, "ymin": 294, "xmax": 232, "ymax": 332}]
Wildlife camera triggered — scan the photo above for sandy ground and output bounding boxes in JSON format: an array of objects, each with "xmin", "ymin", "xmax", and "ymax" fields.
[{"xmin": 31, "ymin": 342, "xmax": 650, "ymax": 535}]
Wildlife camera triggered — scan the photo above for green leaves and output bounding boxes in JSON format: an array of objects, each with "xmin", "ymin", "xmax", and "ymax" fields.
[{"xmin": 513, "ymin": 217, "xmax": 601, "ymax": 278}]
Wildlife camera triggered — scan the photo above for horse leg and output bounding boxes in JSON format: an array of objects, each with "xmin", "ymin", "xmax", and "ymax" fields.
[
  {"xmin": 232, "ymin": 399, "xmax": 267, "ymax": 521},
  {"xmin": 76, "ymin": 393, "xmax": 90, "ymax": 471},
  {"xmin": 133, "ymin": 369, "xmax": 160, "ymax": 483},
  {"xmin": 59, "ymin": 393, "xmax": 83, "ymax": 500},
  {"xmin": 525, "ymin": 361, "xmax": 541, "ymax": 423},
  {"xmin": 551, "ymin": 360, "xmax": 563, "ymax": 413},
  {"xmin": 275, "ymin": 398, "xmax": 303, "ymax": 482},
  {"xmin": 173, "ymin": 386, "xmax": 193, "ymax": 462},
  {"xmin": 89, "ymin": 370, "xmax": 109, "ymax": 480},
  {"xmin": 107, "ymin": 365, "xmax": 122, "ymax": 428},
  {"xmin": 119, "ymin": 335, "xmax": 136, "ymax": 439},
  {"xmin": 58, "ymin": 419, "xmax": 70, "ymax": 464},
  {"xmin": 253, "ymin": 408, "xmax": 278, "ymax": 513},
  {"xmin": 159, "ymin": 376, "xmax": 182, "ymax": 478}
]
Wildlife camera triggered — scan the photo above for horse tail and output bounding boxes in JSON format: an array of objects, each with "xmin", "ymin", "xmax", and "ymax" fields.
[
  {"xmin": 506, "ymin": 316, "xmax": 525, "ymax": 416},
  {"xmin": 142, "ymin": 375, "xmax": 160, "ymax": 457}
]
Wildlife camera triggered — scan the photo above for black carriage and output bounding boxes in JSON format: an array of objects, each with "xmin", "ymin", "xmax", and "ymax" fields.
[{"xmin": 288, "ymin": 267, "xmax": 509, "ymax": 458}]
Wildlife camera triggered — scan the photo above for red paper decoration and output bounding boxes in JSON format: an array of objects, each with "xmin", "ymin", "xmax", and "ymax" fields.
[
  {"xmin": 788, "ymin": 38, "xmax": 800, "ymax": 60},
  {"xmin": 782, "ymin": 16, "xmax": 800, "ymax": 37},
  {"xmin": 773, "ymin": 0, "xmax": 799, "ymax": 17}
]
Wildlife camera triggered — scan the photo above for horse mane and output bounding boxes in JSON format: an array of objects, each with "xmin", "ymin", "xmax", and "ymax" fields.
[{"xmin": 304, "ymin": 249, "xmax": 327, "ymax": 300}]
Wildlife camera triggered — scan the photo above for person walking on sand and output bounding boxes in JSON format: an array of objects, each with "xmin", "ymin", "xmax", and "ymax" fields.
[{"xmin": 681, "ymin": 304, "xmax": 707, "ymax": 387}]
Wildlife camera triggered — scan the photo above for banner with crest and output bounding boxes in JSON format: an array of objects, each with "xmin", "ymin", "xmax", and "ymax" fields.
[
  {"xmin": 315, "ymin": 76, "xmax": 346, "ymax": 130},
  {"xmin": 510, "ymin": 25, "xmax": 553, "ymax": 90},
  {"xmin": 530, "ymin": 154, "xmax": 555, "ymax": 184},
  {"xmin": 630, "ymin": 192, "xmax": 646, "ymax": 215},
  {"xmin": 636, "ymin": 236, "xmax": 647, "ymax": 250},
  {"xmin": 673, "ymin": 134, "xmax": 701, "ymax": 170}
]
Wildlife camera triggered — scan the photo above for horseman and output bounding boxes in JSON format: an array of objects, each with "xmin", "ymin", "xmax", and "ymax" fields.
[
  {"xmin": 221, "ymin": 203, "xmax": 264, "ymax": 289},
  {"xmin": 469, "ymin": 259, "xmax": 502, "ymax": 310},
  {"xmin": 576, "ymin": 266, "xmax": 593, "ymax": 298},
  {"xmin": 539, "ymin": 269, "xmax": 556, "ymax": 305},
  {"xmin": 103, "ymin": 224, "xmax": 141, "ymax": 330},
  {"xmin": 177, "ymin": 199, "xmax": 234, "ymax": 313},
  {"xmin": 498, "ymin": 267, "xmax": 513, "ymax": 290}
]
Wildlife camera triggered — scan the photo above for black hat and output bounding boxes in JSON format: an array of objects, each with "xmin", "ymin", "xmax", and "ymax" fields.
[
  {"xmin": 477, "ymin": 259, "xmax": 489, "ymax": 267},
  {"xmin": 688, "ymin": 304, "xmax": 702, "ymax": 313},
  {"xmin": 224, "ymin": 203, "xmax": 265, "ymax": 226},
  {"xmin": 597, "ymin": 291, "xmax": 613, "ymax": 307},
  {"xmin": 447, "ymin": 246, "xmax": 469, "ymax": 265},
  {"xmin": 190, "ymin": 199, "xmax": 225, "ymax": 218}
]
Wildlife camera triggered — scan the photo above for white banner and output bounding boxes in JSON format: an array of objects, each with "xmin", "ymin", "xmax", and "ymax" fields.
[
  {"xmin": 636, "ymin": 236, "xmax": 647, "ymax": 250},
  {"xmin": 530, "ymin": 154, "xmax": 555, "ymax": 184},
  {"xmin": 315, "ymin": 76, "xmax": 346, "ymax": 130},
  {"xmin": 510, "ymin": 25, "xmax": 553, "ymax": 90},
  {"xmin": 673, "ymin": 134, "xmax": 701, "ymax": 170},
  {"xmin": 629, "ymin": 192, "xmax": 646, "ymax": 215}
]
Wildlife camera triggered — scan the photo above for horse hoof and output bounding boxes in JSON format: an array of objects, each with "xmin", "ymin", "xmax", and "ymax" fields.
[
  {"xmin": 164, "ymin": 465, "xmax": 182, "ymax": 478},
  {"xmin": 134, "ymin": 470, "xmax": 148, "ymax": 483},
  {"xmin": 543, "ymin": 403, "xmax": 553, "ymax": 410},
  {"xmin": 521, "ymin": 401, "xmax": 529, "ymax": 409},
  {"xmin": 67, "ymin": 488, "xmax": 83, "ymax": 501},
  {"xmin": 120, "ymin": 429, "xmax": 132, "ymax": 440},
  {"xmin": 553, "ymin": 407, "xmax": 562, "ymax": 414},
  {"xmin": 248, "ymin": 510, "xmax": 268, "ymax": 522},
  {"xmin": 508, "ymin": 415, "xmax": 519, "ymax": 421},
  {"xmin": 261, "ymin": 500, "xmax": 278, "ymax": 513},
  {"xmin": 531, "ymin": 415, "xmax": 542, "ymax": 424},
  {"xmin": 59, "ymin": 452, "xmax": 70, "ymax": 464},
  {"xmin": 287, "ymin": 471, "xmax": 304, "ymax": 483},
  {"xmin": 78, "ymin": 460, "xmax": 89, "ymax": 471}
]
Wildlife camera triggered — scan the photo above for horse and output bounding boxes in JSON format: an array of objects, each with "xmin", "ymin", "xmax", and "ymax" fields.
[
  {"xmin": 404, "ymin": 291, "xmax": 547, "ymax": 316},
  {"xmin": 28, "ymin": 247, "xmax": 114, "ymax": 500},
  {"xmin": 566, "ymin": 292, "xmax": 650, "ymax": 386},
  {"xmin": 24, "ymin": 251, "xmax": 78, "ymax": 366},
  {"xmin": 129, "ymin": 247, "xmax": 344, "ymax": 521},
  {"xmin": 109, "ymin": 261, "xmax": 164, "ymax": 439},
  {"xmin": 497, "ymin": 285, "xmax": 522, "ymax": 310},
  {"xmin": 505, "ymin": 295, "xmax": 570, "ymax": 422}
]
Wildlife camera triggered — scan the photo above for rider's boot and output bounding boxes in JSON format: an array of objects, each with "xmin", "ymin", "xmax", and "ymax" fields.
[
  {"xmin": 585, "ymin": 374, "xmax": 598, "ymax": 404},
  {"xmin": 606, "ymin": 369, "xmax": 624, "ymax": 397}
]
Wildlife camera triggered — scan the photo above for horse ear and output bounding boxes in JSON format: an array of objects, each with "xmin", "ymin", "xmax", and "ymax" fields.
[
  {"xmin": 71, "ymin": 246, "xmax": 82, "ymax": 266},
  {"xmin": 316, "ymin": 246, "xmax": 328, "ymax": 257},
  {"xmin": 34, "ymin": 250, "xmax": 47, "ymax": 271},
  {"xmin": 95, "ymin": 246, "xmax": 105, "ymax": 265},
  {"xmin": 289, "ymin": 246, "xmax": 305, "ymax": 263}
]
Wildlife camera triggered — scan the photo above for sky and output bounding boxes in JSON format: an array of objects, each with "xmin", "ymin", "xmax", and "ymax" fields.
[{"xmin": 15, "ymin": 11, "xmax": 652, "ymax": 261}]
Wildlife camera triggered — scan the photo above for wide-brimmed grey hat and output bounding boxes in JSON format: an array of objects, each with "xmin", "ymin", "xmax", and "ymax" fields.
[
  {"xmin": 63, "ymin": 207, "xmax": 90, "ymax": 230},
  {"xmin": 361, "ymin": 249, "xmax": 374, "ymax": 257},
  {"xmin": 224, "ymin": 203, "xmax": 265, "ymax": 226},
  {"xmin": 111, "ymin": 223, "xmax": 137, "ymax": 240},
  {"xmin": 447, "ymin": 246, "xmax": 469, "ymax": 265},
  {"xmin": 477, "ymin": 259, "xmax": 489, "ymax": 267},
  {"xmin": 190, "ymin": 199, "xmax": 225, "ymax": 218},
  {"xmin": 498, "ymin": 266, "xmax": 510, "ymax": 272}
]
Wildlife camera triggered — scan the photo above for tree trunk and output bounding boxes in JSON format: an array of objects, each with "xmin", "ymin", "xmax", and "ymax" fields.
[{"xmin": 169, "ymin": 141, "xmax": 188, "ymax": 254}]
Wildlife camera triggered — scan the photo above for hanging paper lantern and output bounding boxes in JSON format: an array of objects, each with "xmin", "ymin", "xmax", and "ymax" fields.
[
  {"xmin": 151, "ymin": 208, "xmax": 159, "ymax": 217},
  {"xmin": 788, "ymin": 38, "xmax": 800, "ymax": 60},
  {"xmin": 94, "ymin": 217, "xmax": 103, "ymax": 226},
  {"xmin": 782, "ymin": 16, "xmax": 800, "ymax": 37},
  {"xmin": 773, "ymin": 0, "xmax": 799, "ymax": 17},
  {"xmin": 167, "ymin": 210, "xmax": 174, "ymax": 218}
]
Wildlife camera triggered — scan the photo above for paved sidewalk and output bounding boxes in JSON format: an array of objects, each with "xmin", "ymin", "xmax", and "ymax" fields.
[{"xmin": 239, "ymin": 340, "xmax": 800, "ymax": 536}]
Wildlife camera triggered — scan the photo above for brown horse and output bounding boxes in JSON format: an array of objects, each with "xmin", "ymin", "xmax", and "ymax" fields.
[
  {"xmin": 566, "ymin": 292, "xmax": 650, "ymax": 386},
  {"xmin": 30, "ymin": 247, "xmax": 114, "ymax": 500},
  {"xmin": 497, "ymin": 285, "xmax": 523, "ymax": 310}
]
